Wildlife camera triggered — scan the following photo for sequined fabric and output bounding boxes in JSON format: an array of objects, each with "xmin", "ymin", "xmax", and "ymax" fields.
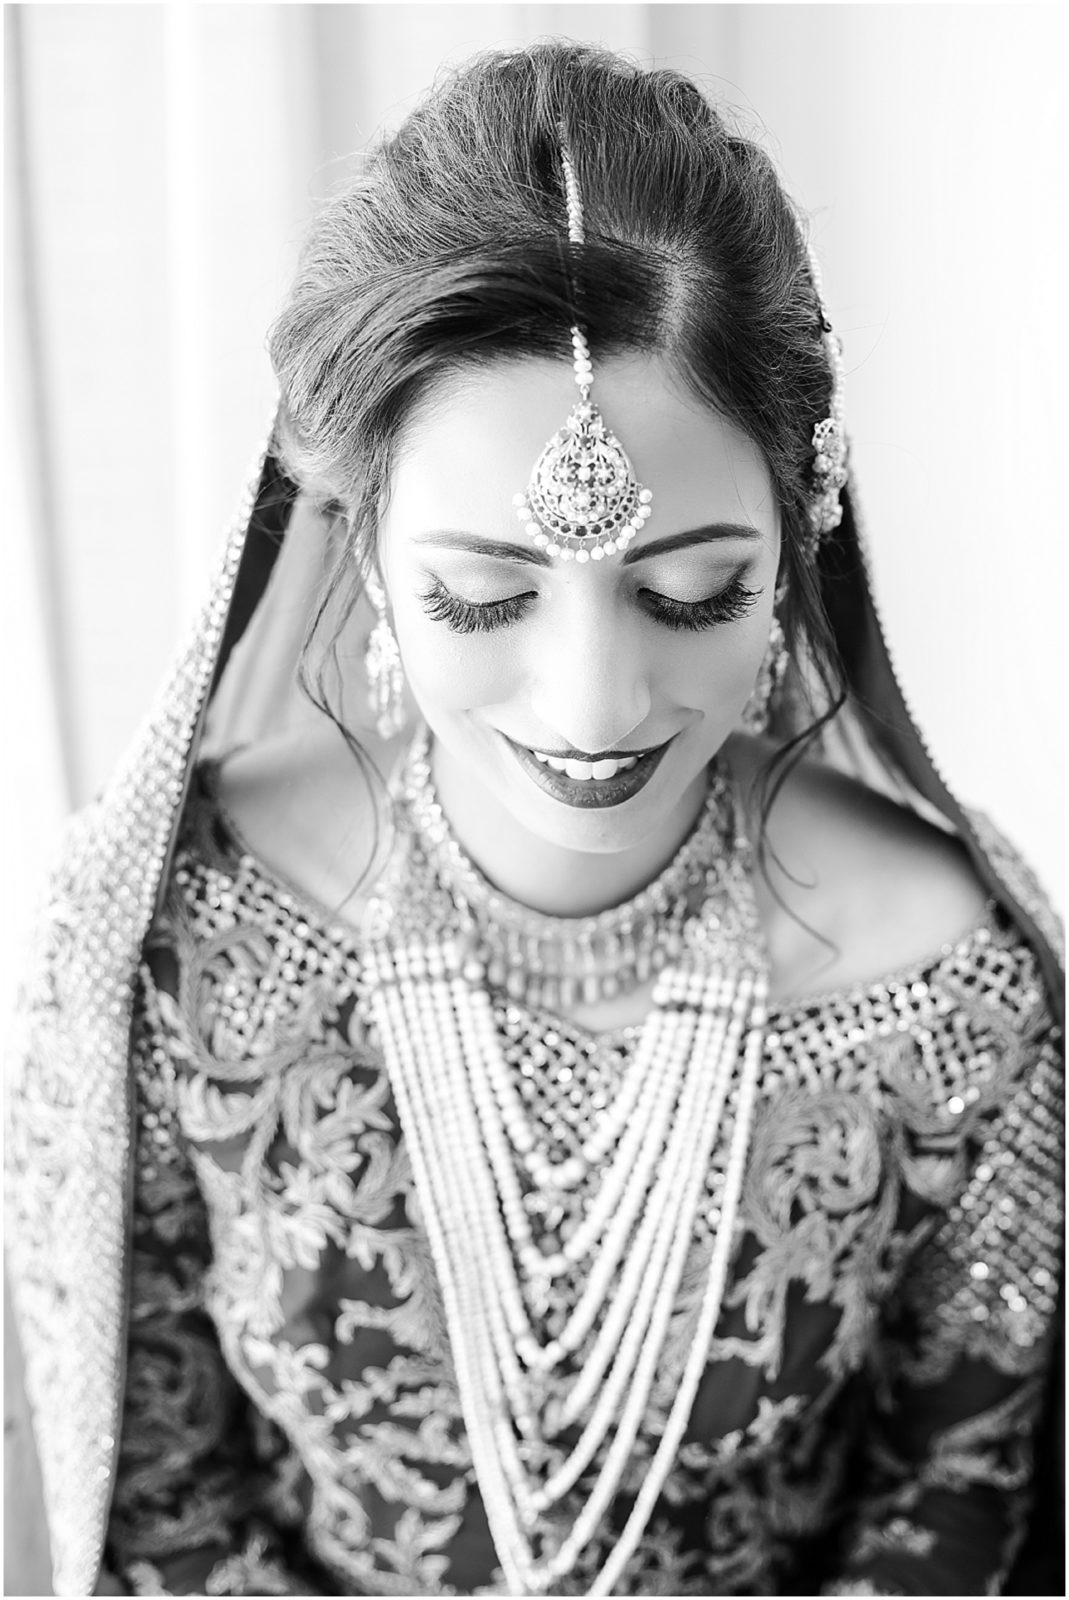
[
  {"xmin": 7, "ymin": 444, "xmax": 1064, "ymax": 1597},
  {"xmin": 100, "ymin": 766, "xmax": 1064, "ymax": 1597},
  {"xmin": 4, "ymin": 470, "xmax": 263, "ymax": 1596}
]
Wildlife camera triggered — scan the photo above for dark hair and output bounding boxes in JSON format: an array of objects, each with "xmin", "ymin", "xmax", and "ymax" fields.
[{"xmin": 268, "ymin": 41, "xmax": 845, "ymax": 862}]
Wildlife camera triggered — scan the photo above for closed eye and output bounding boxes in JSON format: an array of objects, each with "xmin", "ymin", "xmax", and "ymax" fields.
[
  {"xmin": 417, "ymin": 574, "xmax": 763, "ymax": 635},
  {"xmin": 418, "ymin": 577, "xmax": 535, "ymax": 634},
  {"xmin": 640, "ymin": 578, "xmax": 763, "ymax": 631}
]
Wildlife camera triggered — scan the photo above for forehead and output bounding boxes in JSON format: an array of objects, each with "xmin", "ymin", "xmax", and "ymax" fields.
[{"xmin": 383, "ymin": 354, "xmax": 778, "ymax": 541}]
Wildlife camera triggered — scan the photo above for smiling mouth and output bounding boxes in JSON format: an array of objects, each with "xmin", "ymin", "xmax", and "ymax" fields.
[{"xmin": 503, "ymin": 735, "xmax": 673, "ymax": 809}]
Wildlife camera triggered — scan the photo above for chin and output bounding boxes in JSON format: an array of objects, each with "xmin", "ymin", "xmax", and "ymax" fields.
[
  {"xmin": 517, "ymin": 798, "xmax": 660, "ymax": 856},
  {"xmin": 489, "ymin": 729, "xmax": 718, "ymax": 856}
]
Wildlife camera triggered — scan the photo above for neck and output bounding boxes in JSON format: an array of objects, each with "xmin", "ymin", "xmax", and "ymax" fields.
[{"xmin": 428, "ymin": 737, "xmax": 713, "ymax": 918}]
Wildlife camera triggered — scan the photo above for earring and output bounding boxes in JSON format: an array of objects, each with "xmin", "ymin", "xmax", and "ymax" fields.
[
  {"xmin": 364, "ymin": 579, "xmax": 407, "ymax": 739},
  {"xmin": 741, "ymin": 616, "xmax": 788, "ymax": 735}
]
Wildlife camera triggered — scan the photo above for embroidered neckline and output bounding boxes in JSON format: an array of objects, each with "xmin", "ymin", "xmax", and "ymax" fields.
[{"xmin": 192, "ymin": 756, "xmax": 1003, "ymax": 1032}]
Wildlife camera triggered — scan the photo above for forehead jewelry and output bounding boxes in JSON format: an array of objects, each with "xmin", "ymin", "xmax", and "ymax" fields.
[
  {"xmin": 804, "ymin": 237, "xmax": 848, "ymax": 550},
  {"xmin": 513, "ymin": 148, "xmax": 652, "ymax": 562}
]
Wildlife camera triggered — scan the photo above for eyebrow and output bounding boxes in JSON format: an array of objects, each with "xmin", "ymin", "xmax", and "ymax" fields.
[{"xmin": 412, "ymin": 524, "xmax": 761, "ymax": 567}]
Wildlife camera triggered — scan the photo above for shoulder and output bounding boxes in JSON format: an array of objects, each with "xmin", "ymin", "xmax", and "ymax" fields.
[
  {"xmin": 725, "ymin": 733, "xmax": 990, "ymax": 1001},
  {"xmin": 212, "ymin": 720, "xmax": 396, "ymax": 919}
]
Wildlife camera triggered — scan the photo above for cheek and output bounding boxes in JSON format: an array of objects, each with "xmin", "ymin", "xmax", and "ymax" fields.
[
  {"xmin": 393, "ymin": 610, "xmax": 523, "ymax": 713},
  {"xmin": 662, "ymin": 618, "xmax": 772, "ymax": 717}
]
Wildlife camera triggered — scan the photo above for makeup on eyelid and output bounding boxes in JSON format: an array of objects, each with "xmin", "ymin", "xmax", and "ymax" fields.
[
  {"xmin": 416, "ymin": 542, "xmax": 763, "ymax": 604},
  {"xmin": 416, "ymin": 570, "xmax": 763, "ymax": 635}
]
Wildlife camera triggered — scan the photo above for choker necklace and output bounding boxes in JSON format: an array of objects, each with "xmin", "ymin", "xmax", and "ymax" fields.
[
  {"xmin": 362, "ymin": 726, "xmax": 769, "ymax": 1595},
  {"xmin": 370, "ymin": 725, "xmax": 734, "ymax": 1013}
]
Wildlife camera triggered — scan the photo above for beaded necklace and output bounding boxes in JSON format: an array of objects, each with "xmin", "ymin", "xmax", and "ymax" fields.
[
  {"xmin": 362, "ymin": 728, "xmax": 769, "ymax": 1596},
  {"xmin": 378, "ymin": 727, "xmax": 736, "ymax": 1013}
]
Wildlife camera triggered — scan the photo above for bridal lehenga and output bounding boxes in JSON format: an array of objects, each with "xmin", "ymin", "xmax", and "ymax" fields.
[{"xmin": 6, "ymin": 436, "xmax": 1064, "ymax": 1596}]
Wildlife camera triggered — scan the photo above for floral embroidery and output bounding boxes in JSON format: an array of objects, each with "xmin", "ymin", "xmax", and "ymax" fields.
[
  {"xmin": 102, "ymin": 769, "xmax": 1064, "ymax": 1596},
  {"xmin": 852, "ymin": 1516, "xmax": 937, "ymax": 1563},
  {"xmin": 725, "ymin": 1089, "xmax": 900, "ymax": 1380},
  {"xmin": 204, "ymin": 1530, "xmax": 312, "ymax": 1595}
]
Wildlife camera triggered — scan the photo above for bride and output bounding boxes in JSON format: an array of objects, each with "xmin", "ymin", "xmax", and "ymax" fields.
[{"xmin": 7, "ymin": 41, "xmax": 1062, "ymax": 1598}]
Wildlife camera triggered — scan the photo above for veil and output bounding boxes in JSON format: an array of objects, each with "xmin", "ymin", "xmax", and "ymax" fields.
[{"xmin": 6, "ymin": 413, "xmax": 1064, "ymax": 1596}]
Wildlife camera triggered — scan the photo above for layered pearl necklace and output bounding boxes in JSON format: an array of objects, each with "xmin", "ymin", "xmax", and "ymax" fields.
[{"xmin": 362, "ymin": 729, "xmax": 769, "ymax": 1596}]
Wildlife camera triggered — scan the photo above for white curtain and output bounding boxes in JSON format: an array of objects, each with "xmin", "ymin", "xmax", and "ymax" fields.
[
  {"xmin": 7, "ymin": 3, "xmax": 1066, "ymax": 892},
  {"xmin": 4, "ymin": 5, "xmax": 1065, "ymax": 1589}
]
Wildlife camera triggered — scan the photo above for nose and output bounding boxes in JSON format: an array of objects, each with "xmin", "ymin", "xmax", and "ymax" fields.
[{"xmin": 526, "ymin": 595, "xmax": 652, "ymax": 755}]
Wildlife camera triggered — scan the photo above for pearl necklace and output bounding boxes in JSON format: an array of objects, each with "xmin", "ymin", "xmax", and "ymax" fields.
[{"xmin": 362, "ymin": 730, "xmax": 769, "ymax": 1595}]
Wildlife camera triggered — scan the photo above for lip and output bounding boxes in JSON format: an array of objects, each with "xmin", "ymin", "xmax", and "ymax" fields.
[{"xmin": 503, "ymin": 733, "xmax": 674, "ymax": 809}]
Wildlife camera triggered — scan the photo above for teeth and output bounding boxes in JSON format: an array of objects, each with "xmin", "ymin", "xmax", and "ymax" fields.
[{"xmin": 531, "ymin": 750, "xmax": 639, "ymax": 780}]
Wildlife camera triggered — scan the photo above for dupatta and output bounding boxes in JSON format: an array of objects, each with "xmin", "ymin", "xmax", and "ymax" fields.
[{"xmin": 5, "ymin": 422, "xmax": 1063, "ymax": 1597}]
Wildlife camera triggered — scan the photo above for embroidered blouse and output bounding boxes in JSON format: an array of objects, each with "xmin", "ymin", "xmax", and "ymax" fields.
[{"xmin": 103, "ymin": 764, "xmax": 1064, "ymax": 1597}]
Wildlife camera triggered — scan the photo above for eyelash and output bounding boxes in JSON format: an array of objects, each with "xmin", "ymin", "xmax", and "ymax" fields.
[
  {"xmin": 644, "ymin": 582, "xmax": 762, "ymax": 632},
  {"xmin": 417, "ymin": 576, "xmax": 763, "ymax": 635}
]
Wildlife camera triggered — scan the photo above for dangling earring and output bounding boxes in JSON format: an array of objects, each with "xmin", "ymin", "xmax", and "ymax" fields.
[
  {"xmin": 741, "ymin": 615, "xmax": 788, "ymax": 735},
  {"xmin": 365, "ymin": 578, "xmax": 407, "ymax": 739}
]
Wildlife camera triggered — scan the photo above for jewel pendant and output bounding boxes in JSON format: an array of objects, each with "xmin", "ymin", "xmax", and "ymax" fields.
[{"xmin": 516, "ymin": 398, "xmax": 652, "ymax": 561}]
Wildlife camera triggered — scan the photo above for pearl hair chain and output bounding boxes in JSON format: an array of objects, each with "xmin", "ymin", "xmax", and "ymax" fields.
[
  {"xmin": 514, "ymin": 145, "xmax": 653, "ymax": 562},
  {"xmin": 362, "ymin": 729, "xmax": 771, "ymax": 1593},
  {"xmin": 516, "ymin": 144, "xmax": 849, "ymax": 567}
]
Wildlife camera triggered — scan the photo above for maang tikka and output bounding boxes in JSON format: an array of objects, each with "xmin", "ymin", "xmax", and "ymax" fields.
[
  {"xmin": 513, "ymin": 146, "xmax": 653, "ymax": 562},
  {"xmin": 514, "ymin": 147, "xmax": 845, "ymax": 566}
]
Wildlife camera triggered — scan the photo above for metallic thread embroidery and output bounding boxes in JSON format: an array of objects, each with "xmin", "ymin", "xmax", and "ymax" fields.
[{"xmin": 97, "ymin": 771, "xmax": 1064, "ymax": 1596}]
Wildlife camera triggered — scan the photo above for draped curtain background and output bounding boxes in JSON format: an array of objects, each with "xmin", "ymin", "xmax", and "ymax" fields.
[{"xmin": 4, "ymin": 4, "xmax": 1065, "ymax": 1592}]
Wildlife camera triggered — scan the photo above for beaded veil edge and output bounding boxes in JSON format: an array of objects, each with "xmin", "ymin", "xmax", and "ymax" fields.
[
  {"xmin": 4, "ymin": 444, "xmax": 1064, "ymax": 1597},
  {"xmin": 4, "ymin": 445, "xmax": 265, "ymax": 1596}
]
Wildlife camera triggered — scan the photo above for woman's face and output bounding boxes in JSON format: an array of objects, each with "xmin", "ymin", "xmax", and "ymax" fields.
[{"xmin": 377, "ymin": 353, "xmax": 781, "ymax": 857}]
